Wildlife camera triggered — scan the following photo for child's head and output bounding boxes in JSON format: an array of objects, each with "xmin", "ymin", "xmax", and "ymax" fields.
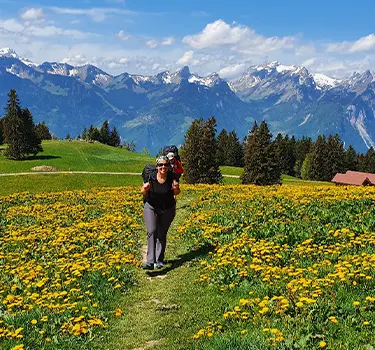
[{"xmin": 167, "ymin": 152, "xmax": 175, "ymax": 162}]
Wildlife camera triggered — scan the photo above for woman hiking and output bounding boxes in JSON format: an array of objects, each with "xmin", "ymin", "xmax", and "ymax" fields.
[{"xmin": 140, "ymin": 156, "xmax": 181, "ymax": 270}]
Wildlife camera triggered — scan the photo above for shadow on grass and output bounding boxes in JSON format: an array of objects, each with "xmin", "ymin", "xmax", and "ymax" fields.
[
  {"xmin": 22, "ymin": 155, "xmax": 61, "ymax": 161},
  {"xmin": 146, "ymin": 244, "xmax": 214, "ymax": 278}
]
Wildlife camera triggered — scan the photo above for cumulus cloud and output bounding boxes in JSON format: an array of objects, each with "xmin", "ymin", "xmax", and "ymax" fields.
[
  {"xmin": 218, "ymin": 63, "xmax": 246, "ymax": 79},
  {"xmin": 20, "ymin": 8, "xmax": 44, "ymax": 22},
  {"xmin": 146, "ymin": 40, "xmax": 158, "ymax": 48},
  {"xmin": 326, "ymin": 34, "xmax": 375, "ymax": 54},
  {"xmin": 176, "ymin": 51, "xmax": 194, "ymax": 65},
  {"xmin": 183, "ymin": 19, "xmax": 295, "ymax": 56},
  {"xmin": 161, "ymin": 37, "xmax": 174, "ymax": 46},
  {"xmin": 116, "ymin": 30, "xmax": 131, "ymax": 41},
  {"xmin": 183, "ymin": 20, "xmax": 248, "ymax": 49}
]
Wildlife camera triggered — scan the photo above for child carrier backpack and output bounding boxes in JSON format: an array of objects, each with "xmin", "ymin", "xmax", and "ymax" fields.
[{"xmin": 163, "ymin": 145, "xmax": 180, "ymax": 161}]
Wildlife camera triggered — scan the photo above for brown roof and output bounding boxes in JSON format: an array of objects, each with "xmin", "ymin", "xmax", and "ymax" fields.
[{"xmin": 331, "ymin": 170, "xmax": 375, "ymax": 186}]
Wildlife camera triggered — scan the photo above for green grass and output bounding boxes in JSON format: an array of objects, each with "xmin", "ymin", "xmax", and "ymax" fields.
[
  {"xmin": 0, "ymin": 142, "xmax": 333, "ymax": 195},
  {"xmin": 0, "ymin": 141, "xmax": 154, "ymax": 173}
]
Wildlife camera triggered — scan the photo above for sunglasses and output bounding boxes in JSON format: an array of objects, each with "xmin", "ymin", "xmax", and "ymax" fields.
[{"xmin": 157, "ymin": 163, "xmax": 169, "ymax": 167}]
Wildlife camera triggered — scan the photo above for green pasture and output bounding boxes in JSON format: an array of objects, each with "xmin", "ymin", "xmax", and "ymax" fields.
[
  {"xmin": 0, "ymin": 141, "xmax": 333, "ymax": 195},
  {"xmin": 0, "ymin": 141, "xmax": 154, "ymax": 173}
]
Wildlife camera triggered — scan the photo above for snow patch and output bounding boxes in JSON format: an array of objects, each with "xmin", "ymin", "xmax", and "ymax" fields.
[
  {"xmin": 298, "ymin": 113, "xmax": 312, "ymax": 126},
  {"xmin": 312, "ymin": 73, "xmax": 340, "ymax": 89}
]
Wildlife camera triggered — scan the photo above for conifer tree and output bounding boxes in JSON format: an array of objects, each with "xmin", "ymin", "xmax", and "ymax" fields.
[
  {"xmin": 182, "ymin": 119, "xmax": 204, "ymax": 184},
  {"xmin": 326, "ymin": 134, "xmax": 345, "ymax": 180},
  {"xmin": 309, "ymin": 135, "xmax": 328, "ymax": 181},
  {"xmin": 87, "ymin": 125, "xmax": 100, "ymax": 141},
  {"xmin": 217, "ymin": 129, "xmax": 228, "ymax": 165},
  {"xmin": 100, "ymin": 120, "xmax": 110, "ymax": 145},
  {"xmin": 198, "ymin": 117, "xmax": 222, "ymax": 184},
  {"xmin": 2, "ymin": 90, "xmax": 42, "ymax": 159},
  {"xmin": 361, "ymin": 147, "xmax": 375, "ymax": 173},
  {"xmin": 242, "ymin": 120, "xmax": 281, "ymax": 185},
  {"xmin": 109, "ymin": 127, "xmax": 121, "ymax": 147},
  {"xmin": 35, "ymin": 122, "xmax": 52, "ymax": 140},
  {"xmin": 226, "ymin": 130, "xmax": 244, "ymax": 167},
  {"xmin": 22, "ymin": 108, "xmax": 43, "ymax": 156},
  {"xmin": 344, "ymin": 145, "xmax": 358, "ymax": 171}
]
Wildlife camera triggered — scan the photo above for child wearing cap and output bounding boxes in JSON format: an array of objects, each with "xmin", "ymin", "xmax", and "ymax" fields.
[{"xmin": 167, "ymin": 152, "xmax": 184, "ymax": 181}]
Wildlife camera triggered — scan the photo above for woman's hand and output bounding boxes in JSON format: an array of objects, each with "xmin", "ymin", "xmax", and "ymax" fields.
[
  {"xmin": 141, "ymin": 182, "xmax": 150, "ymax": 195},
  {"xmin": 172, "ymin": 180, "xmax": 181, "ymax": 195}
]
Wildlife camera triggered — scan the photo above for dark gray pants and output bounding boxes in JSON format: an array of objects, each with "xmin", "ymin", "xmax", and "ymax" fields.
[{"xmin": 143, "ymin": 202, "xmax": 176, "ymax": 264}]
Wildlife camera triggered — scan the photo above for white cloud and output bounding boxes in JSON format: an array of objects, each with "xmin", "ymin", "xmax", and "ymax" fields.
[
  {"xmin": 62, "ymin": 54, "xmax": 89, "ymax": 66},
  {"xmin": 0, "ymin": 18, "xmax": 94, "ymax": 39},
  {"xmin": 218, "ymin": 63, "xmax": 246, "ymax": 79},
  {"xmin": 146, "ymin": 40, "xmax": 158, "ymax": 48},
  {"xmin": 49, "ymin": 7, "xmax": 135, "ymax": 22},
  {"xmin": 20, "ymin": 8, "xmax": 44, "ymax": 22},
  {"xmin": 161, "ymin": 37, "xmax": 174, "ymax": 46},
  {"xmin": 183, "ymin": 20, "xmax": 248, "ymax": 49},
  {"xmin": 183, "ymin": 19, "xmax": 295, "ymax": 56},
  {"xmin": 116, "ymin": 30, "xmax": 131, "ymax": 41},
  {"xmin": 176, "ymin": 51, "xmax": 194, "ymax": 65},
  {"xmin": 326, "ymin": 34, "xmax": 375, "ymax": 54}
]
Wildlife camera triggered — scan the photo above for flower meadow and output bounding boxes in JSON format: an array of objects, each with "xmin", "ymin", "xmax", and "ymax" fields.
[
  {"xmin": 0, "ymin": 187, "xmax": 144, "ymax": 350},
  {"xmin": 175, "ymin": 185, "xmax": 375, "ymax": 349}
]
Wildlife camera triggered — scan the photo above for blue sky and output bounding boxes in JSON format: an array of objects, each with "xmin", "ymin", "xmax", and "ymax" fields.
[{"xmin": 1, "ymin": 0, "xmax": 375, "ymax": 78}]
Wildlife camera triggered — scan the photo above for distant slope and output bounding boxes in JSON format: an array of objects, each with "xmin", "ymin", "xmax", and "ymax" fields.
[{"xmin": 0, "ymin": 140, "xmax": 154, "ymax": 173}]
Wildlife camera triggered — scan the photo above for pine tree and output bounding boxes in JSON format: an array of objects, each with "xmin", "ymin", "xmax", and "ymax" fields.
[
  {"xmin": 182, "ymin": 118, "xmax": 204, "ymax": 184},
  {"xmin": 344, "ymin": 145, "xmax": 358, "ymax": 171},
  {"xmin": 109, "ymin": 127, "xmax": 121, "ymax": 147},
  {"xmin": 35, "ymin": 122, "xmax": 52, "ymax": 140},
  {"xmin": 217, "ymin": 129, "xmax": 228, "ymax": 165},
  {"xmin": 198, "ymin": 117, "xmax": 222, "ymax": 184},
  {"xmin": 309, "ymin": 135, "xmax": 328, "ymax": 181},
  {"xmin": 100, "ymin": 120, "xmax": 110, "ymax": 145},
  {"xmin": 22, "ymin": 108, "xmax": 43, "ymax": 156},
  {"xmin": 326, "ymin": 134, "xmax": 345, "ymax": 180},
  {"xmin": 3, "ymin": 90, "xmax": 24, "ymax": 159},
  {"xmin": 226, "ymin": 131, "xmax": 244, "ymax": 167},
  {"xmin": 2, "ymin": 90, "xmax": 43, "ymax": 159},
  {"xmin": 87, "ymin": 125, "xmax": 100, "ymax": 141},
  {"xmin": 361, "ymin": 147, "xmax": 375, "ymax": 173},
  {"xmin": 242, "ymin": 121, "xmax": 281, "ymax": 185}
]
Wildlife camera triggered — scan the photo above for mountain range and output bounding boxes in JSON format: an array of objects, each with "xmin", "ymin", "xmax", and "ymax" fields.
[{"xmin": 1, "ymin": 47, "xmax": 375, "ymax": 154}]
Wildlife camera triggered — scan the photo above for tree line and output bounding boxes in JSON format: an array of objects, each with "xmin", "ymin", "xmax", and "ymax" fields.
[{"xmin": 182, "ymin": 117, "xmax": 375, "ymax": 185}]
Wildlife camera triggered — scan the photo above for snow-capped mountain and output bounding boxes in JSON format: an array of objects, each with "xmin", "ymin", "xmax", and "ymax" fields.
[{"xmin": 1, "ymin": 48, "xmax": 375, "ymax": 153}]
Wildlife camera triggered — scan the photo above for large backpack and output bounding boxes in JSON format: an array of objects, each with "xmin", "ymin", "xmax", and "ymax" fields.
[
  {"xmin": 163, "ymin": 145, "xmax": 180, "ymax": 161},
  {"xmin": 141, "ymin": 164, "xmax": 156, "ymax": 183}
]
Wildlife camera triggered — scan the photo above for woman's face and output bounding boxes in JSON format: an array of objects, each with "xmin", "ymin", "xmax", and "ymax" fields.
[{"xmin": 156, "ymin": 161, "xmax": 170, "ymax": 174}]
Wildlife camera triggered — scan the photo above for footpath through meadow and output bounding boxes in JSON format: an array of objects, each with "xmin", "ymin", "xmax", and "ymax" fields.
[{"xmin": 104, "ymin": 197, "xmax": 231, "ymax": 350}]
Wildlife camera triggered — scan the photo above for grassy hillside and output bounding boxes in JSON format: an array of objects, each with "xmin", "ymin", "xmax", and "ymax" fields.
[
  {"xmin": 0, "ymin": 141, "xmax": 332, "ymax": 195},
  {"xmin": 0, "ymin": 140, "xmax": 154, "ymax": 173}
]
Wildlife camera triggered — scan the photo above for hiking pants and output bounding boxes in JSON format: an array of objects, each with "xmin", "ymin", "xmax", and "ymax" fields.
[{"xmin": 143, "ymin": 202, "xmax": 176, "ymax": 264}]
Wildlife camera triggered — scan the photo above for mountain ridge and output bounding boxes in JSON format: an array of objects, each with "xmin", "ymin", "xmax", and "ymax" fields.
[{"xmin": 1, "ymin": 48, "xmax": 375, "ymax": 154}]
